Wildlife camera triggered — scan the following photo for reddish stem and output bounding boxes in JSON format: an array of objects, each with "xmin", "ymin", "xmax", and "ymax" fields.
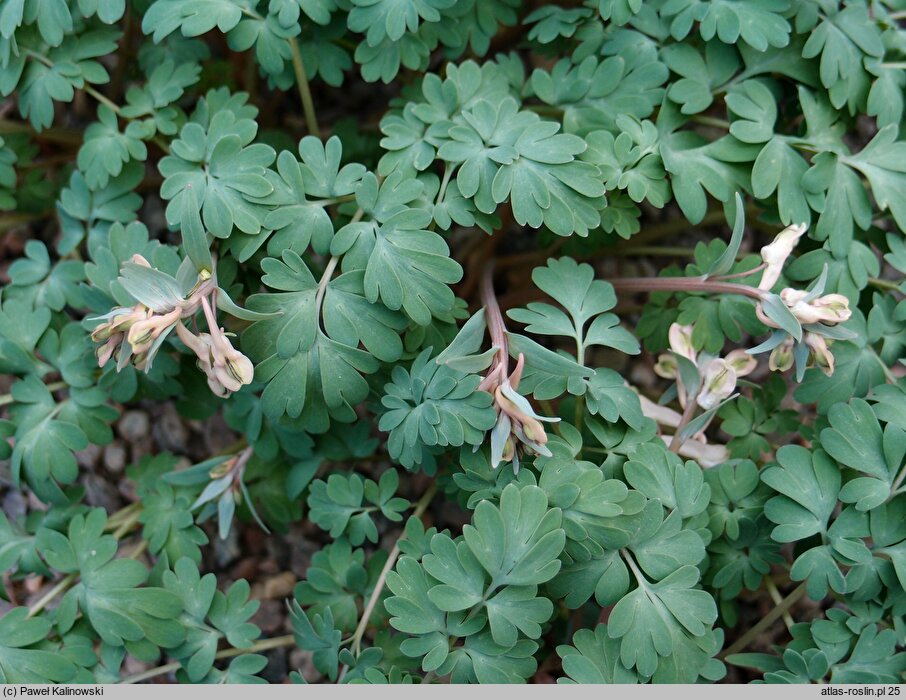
[
  {"xmin": 480, "ymin": 262, "xmax": 509, "ymax": 373},
  {"xmin": 610, "ymin": 276, "xmax": 766, "ymax": 301}
]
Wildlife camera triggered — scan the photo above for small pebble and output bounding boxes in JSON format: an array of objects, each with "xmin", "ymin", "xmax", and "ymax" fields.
[
  {"xmin": 253, "ymin": 599, "xmax": 284, "ymax": 634},
  {"xmin": 103, "ymin": 441, "xmax": 128, "ymax": 474},
  {"xmin": 289, "ymin": 528, "xmax": 318, "ymax": 578},
  {"xmin": 117, "ymin": 410, "xmax": 150, "ymax": 443},
  {"xmin": 203, "ymin": 412, "xmax": 237, "ymax": 454},
  {"xmin": 152, "ymin": 404, "xmax": 189, "ymax": 453},
  {"xmin": 288, "ymin": 650, "xmax": 322, "ymax": 683},
  {"xmin": 2, "ymin": 489, "xmax": 27, "ymax": 520},
  {"xmin": 74, "ymin": 442, "xmax": 102, "ymax": 469},
  {"xmin": 262, "ymin": 648, "xmax": 288, "ymax": 683},
  {"xmin": 262, "ymin": 572, "xmax": 296, "ymax": 600},
  {"xmin": 82, "ymin": 473, "xmax": 121, "ymax": 512}
]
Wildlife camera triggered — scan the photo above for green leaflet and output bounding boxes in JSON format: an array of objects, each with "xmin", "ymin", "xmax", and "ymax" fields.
[
  {"xmin": 507, "ymin": 256, "xmax": 639, "ymax": 361},
  {"xmin": 162, "ymin": 557, "xmax": 261, "ymax": 681},
  {"xmin": 0, "ymin": 609, "xmax": 79, "ymax": 683},
  {"xmin": 308, "ymin": 469, "xmax": 410, "ymax": 544},
  {"xmin": 37, "ymin": 510, "xmax": 185, "ymax": 649},
  {"xmin": 379, "ymin": 347, "xmax": 496, "ymax": 469},
  {"xmin": 242, "ymin": 250, "xmax": 402, "ymax": 428},
  {"xmin": 386, "ymin": 483, "xmax": 564, "ymax": 675},
  {"xmin": 820, "ymin": 399, "xmax": 906, "ymax": 510},
  {"xmin": 159, "ymin": 107, "xmax": 275, "ymax": 240}
]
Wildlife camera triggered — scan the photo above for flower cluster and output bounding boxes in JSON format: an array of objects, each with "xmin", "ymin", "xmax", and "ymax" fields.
[
  {"xmin": 480, "ymin": 352, "xmax": 560, "ymax": 472},
  {"xmin": 753, "ymin": 224, "xmax": 853, "ymax": 377},
  {"xmin": 654, "ymin": 323, "xmax": 756, "ymax": 411},
  {"xmin": 91, "ymin": 256, "xmax": 254, "ymax": 397}
]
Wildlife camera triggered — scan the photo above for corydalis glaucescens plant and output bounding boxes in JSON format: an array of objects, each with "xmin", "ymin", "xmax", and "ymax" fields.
[
  {"xmin": 91, "ymin": 255, "xmax": 256, "ymax": 397},
  {"xmin": 478, "ymin": 265, "xmax": 560, "ymax": 471}
]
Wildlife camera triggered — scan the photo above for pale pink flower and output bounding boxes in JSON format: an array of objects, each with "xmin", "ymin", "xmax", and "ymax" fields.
[
  {"xmin": 668, "ymin": 323, "xmax": 696, "ymax": 362},
  {"xmin": 805, "ymin": 333, "xmax": 835, "ymax": 376},
  {"xmin": 696, "ymin": 358, "xmax": 737, "ymax": 410},
  {"xmin": 725, "ymin": 349, "xmax": 757, "ymax": 377},
  {"xmin": 768, "ymin": 338, "xmax": 795, "ymax": 372},
  {"xmin": 758, "ymin": 223, "xmax": 807, "ymax": 290}
]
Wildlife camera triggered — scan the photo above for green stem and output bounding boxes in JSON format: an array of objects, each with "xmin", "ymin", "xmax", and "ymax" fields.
[
  {"xmin": 692, "ymin": 115, "xmax": 732, "ymax": 130},
  {"xmin": 868, "ymin": 277, "xmax": 902, "ymax": 293},
  {"xmin": 436, "ymin": 165, "xmax": 452, "ymax": 205},
  {"xmin": 104, "ymin": 502, "xmax": 142, "ymax": 531},
  {"xmin": 309, "ymin": 194, "xmax": 357, "ymax": 207},
  {"xmin": 428, "ymin": 165, "xmax": 453, "ymax": 232},
  {"xmin": 573, "ymin": 395, "xmax": 584, "ymax": 434},
  {"xmin": 26, "ymin": 574, "xmax": 77, "ymax": 619},
  {"xmin": 314, "ymin": 256, "xmax": 340, "ymax": 313},
  {"xmin": 721, "ymin": 582, "xmax": 807, "ymax": 658},
  {"xmin": 890, "ymin": 464, "xmax": 906, "ymax": 497},
  {"xmin": 289, "ymin": 38, "xmax": 319, "ymax": 135},
  {"xmin": 240, "ymin": 0, "xmax": 320, "ymax": 135},
  {"xmin": 621, "ymin": 548, "xmax": 648, "ymax": 588},
  {"xmin": 23, "ymin": 48, "xmax": 52, "ymax": 67},
  {"xmin": 0, "ymin": 120, "xmax": 82, "ymax": 145},
  {"xmin": 83, "ymin": 84, "xmax": 123, "ymax": 116},
  {"xmin": 339, "ymin": 482, "xmax": 439, "ymax": 680},
  {"xmin": 0, "ymin": 380, "xmax": 67, "ymax": 407},
  {"xmin": 120, "ymin": 634, "xmax": 296, "ymax": 684},
  {"xmin": 764, "ymin": 577, "xmax": 794, "ymax": 632},
  {"xmin": 21, "ymin": 49, "xmax": 171, "ymax": 155},
  {"xmin": 111, "ymin": 506, "xmax": 144, "ymax": 539}
]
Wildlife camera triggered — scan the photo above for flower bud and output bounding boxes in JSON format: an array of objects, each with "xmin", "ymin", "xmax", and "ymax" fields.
[
  {"xmin": 501, "ymin": 436, "xmax": 515, "ymax": 464},
  {"xmin": 490, "ymin": 412, "xmax": 512, "ymax": 469},
  {"xmin": 96, "ymin": 335, "xmax": 122, "ymax": 367},
  {"xmin": 127, "ymin": 308, "xmax": 180, "ymax": 355},
  {"xmin": 759, "ymin": 223, "xmax": 807, "ymax": 290},
  {"xmin": 91, "ymin": 305, "xmax": 147, "ymax": 342},
  {"xmin": 91, "ymin": 324, "xmax": 115, "ymax": 343},
  {"xmin": 521, "ymin": 416, "xmax": 548, "ymax": 445},
  {"xmin": 132, "ymin": 351, "xmax": 150, "ymax": 372},
  {"xmin": 779, "ymin": 289, "xmax": 852, "ymax": 326},
  {"xmin": 811, "ymin": 294, "xmax": 851, "ymax": 325},
  {"xmin": 696, "ymin": 358, "xmax": 737, "ymax": 410},
  {"xmin": 668, "ymin": 323, "xmax": 696, "ymax": 362},
  {"xmin": 768, "ymin": 338, "xmax": 795, "ymax": 372},
  {"xmin": 126, "ymin": 318, "xmax": 160, "ymax": 354},
  {"xmin": 210, "ymin": 334, "xmax": 255, "ymax": 392},
  {"xmin": 805, "ymin": 333, "xmax": 835, "ymax": 376},
  {"xmin": 654, "ymin": 353, "xmax": 678, "ymax": 379},
  {"xmin": 725, "ymin": 348, "xmax": 757, "ymax": 377},
  {"xmin": 779, "ymin": 288, "xmax": 824, "ymax": 324}
]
